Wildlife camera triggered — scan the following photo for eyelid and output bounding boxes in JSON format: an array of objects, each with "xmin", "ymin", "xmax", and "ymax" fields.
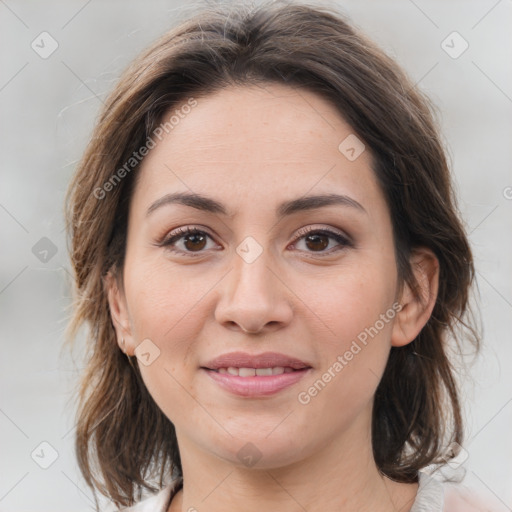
[
  {"xmin": 292, "ymin": 225, "xmax": 352, "ymax": 244},
  {"xmin": 158, "ymin": 225, "xmax": 215, "ymax": 244}
]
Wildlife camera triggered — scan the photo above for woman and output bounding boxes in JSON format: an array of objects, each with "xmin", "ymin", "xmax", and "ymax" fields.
[{"xmin": 66, "ymin": 1, "xmax": 489, "ymax": 510}]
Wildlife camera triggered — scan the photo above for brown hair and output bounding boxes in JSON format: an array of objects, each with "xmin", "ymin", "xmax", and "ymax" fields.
[{"xmin": 65, "ymin": 0, "xmax": 479, "ymax": 508}]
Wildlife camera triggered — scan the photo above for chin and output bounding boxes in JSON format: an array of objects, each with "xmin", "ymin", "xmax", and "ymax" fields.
[{"xmin": 208, "ymin": 432, "xmax": 307, "ymax": 470}]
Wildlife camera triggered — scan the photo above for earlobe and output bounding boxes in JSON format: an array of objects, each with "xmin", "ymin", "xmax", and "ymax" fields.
[
  {"xmin": 104, "ymin": 271, "xmax": 134, "ymax": 355},
  {"xmin": 391, "ymin": 248, "xmax": 439, "ymax": 348}
]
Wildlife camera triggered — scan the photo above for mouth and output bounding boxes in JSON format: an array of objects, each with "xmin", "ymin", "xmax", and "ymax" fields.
[
  {"xmin": 200, "ymin": 366, "xmax": 312, "ymax": 397},
  {"xmin": 200, "ymin": 351, "xmax": 312, "ymax": 396},
  {"xmin": 201, "ymin": 366, "xmax": 307, "ymax": 376}
]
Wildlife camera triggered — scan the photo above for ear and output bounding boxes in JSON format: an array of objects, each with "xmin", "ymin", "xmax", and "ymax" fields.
[
  {"xmin": 104, "ymin": 270, "xmax": 135, "ymax": 356},
  {"xmin": 391, "ymin": 247, "xmax": 439, "ymax": 347}
]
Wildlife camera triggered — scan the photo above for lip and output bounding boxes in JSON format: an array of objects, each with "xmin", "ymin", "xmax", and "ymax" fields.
[
  {"xmin": 201, "ymin": 367, "xmax": 312, "ymax": 397},
  {"xmin": 202, "ymin": 351, "xmax": 312, "ymax": 371},
  {"xmin": 200, "ymin": 351, "xmax": 312, "ymax": 398}
]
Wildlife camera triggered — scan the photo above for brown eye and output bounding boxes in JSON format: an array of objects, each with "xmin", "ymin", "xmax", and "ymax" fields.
[
  {"xmin": 182, "ymin": 232, "xmax": 207, "ymax": 251},
  {"xmin": 292, "ymin": 227, "xmax": 352, "ymax": 255},
  {"xmin": 161, "ymin": 227, "xmax": 216, "ymax": 255},
  {"xmin": 304, "ymin": 233, "xmax": 330, "ymax": 252}
]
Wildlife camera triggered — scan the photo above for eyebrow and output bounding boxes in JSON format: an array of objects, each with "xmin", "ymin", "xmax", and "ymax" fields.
[{"xmin": 146, "ymin": 191, "xmax": 367, "ymax": 218}]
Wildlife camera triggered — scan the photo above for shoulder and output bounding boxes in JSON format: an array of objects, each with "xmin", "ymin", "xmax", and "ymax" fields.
[
  {"xmin": 443, "ymin": 483, "xmax": 502, "ymax": 512},
  {"xmin": 116, "ymin": 478, "xmax": 182, "ymax": 512},
  {"xmin": 413, "ymin": 471, "xmax": 502, "ymax": 512}
]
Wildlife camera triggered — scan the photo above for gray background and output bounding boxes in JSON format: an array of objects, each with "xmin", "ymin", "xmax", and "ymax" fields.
[{"xmin": 1, "ymin": 0, "xmax": 511, "ymax": 510}]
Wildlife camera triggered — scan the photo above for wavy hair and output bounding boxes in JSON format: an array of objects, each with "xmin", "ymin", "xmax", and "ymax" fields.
[{"xmin": 65, "ymin": 0, "xmax": 479, "ymax": 508}]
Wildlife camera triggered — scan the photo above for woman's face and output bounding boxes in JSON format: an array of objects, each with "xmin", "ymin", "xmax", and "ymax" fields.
[{"xmin": 109, "ymin": 83, "xmax": 418, "ymax": 469}]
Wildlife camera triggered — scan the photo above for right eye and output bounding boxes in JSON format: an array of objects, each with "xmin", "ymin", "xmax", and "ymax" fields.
[{"xmin": 160, "ymin": 226, "xmax": 219, "ymax": 256}]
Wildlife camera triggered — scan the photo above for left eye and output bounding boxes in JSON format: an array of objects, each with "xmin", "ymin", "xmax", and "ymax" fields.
[
  {"xmin": 160, "ymin": 226, "xmax": 351, "ymax": 256},
  {"xmin": 291, "ymin": 227, "xmax": 351, "ymax": 255}
]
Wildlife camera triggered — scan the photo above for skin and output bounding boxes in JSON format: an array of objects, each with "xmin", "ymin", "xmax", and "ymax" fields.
[{"xmin": 107, "ymin": 83, "xmax": 439, "ymax": 512}]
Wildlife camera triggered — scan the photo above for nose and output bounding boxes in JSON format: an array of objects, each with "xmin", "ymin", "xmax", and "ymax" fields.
[{"xmin": 214, "ymin": 245, "xmax": 294, "ymax": 335}]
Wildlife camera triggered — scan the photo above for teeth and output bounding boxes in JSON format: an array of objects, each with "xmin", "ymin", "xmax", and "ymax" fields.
[
  {"xmin": 239, "ymin": 367, "xmax": 256, "ymax": 377},
  {"xmin": 256, "ymin": 368, "xmax": 273, "ymax": 376},
  {"xmin": 217, "ymin": 366, "xmax": 292, "ymax": 376}
]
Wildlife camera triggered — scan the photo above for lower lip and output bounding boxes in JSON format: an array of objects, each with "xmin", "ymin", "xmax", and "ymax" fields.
[{"xmin": 201, "ymin": 368, "xmax": 311, "ymax": 397}]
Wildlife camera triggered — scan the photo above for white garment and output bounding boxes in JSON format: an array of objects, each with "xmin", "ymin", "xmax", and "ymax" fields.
[
  {"xmin": 410, "ymin": 471, "xmax": 445, "ymax": 511},
  {"xmin": 119, "ymin": 471, "xmax": 446, "ymax": 512}
]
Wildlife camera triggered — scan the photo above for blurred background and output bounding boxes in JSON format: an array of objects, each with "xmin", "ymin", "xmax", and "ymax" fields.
[{"xmin": 1, "ymin": 0, "xmax": 511, "ymax": 510}]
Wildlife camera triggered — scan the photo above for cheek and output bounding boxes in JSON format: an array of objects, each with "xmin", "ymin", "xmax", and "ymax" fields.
[
  {"xmin": 309, "ymin": 261, "xmax": 397, "ymax": 399},
  {"xmin": 122, "ymin": 258, "xmax": 217, "ymax": 416},
  {"xmin": 318, "ymin": 259, "xmax": 397, "ymax": 342},
  {"xmin": 124, "ymin": 256, "xmax": 215, "ymax": 342}
]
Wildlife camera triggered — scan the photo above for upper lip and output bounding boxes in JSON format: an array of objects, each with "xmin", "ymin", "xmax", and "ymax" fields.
[{"xmin": 202, "ymin": 351, "xmax": 312, "ymax": 370}]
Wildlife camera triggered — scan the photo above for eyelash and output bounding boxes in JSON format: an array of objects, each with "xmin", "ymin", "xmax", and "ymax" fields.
[{"xmin": 159, "ymin": 225, "xmax": 353, "ymax": 258}]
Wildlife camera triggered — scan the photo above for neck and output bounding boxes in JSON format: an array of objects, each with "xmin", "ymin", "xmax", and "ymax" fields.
[{"xmin": 170, "ymin": 408, "xmax": 418, "ymax": 512}]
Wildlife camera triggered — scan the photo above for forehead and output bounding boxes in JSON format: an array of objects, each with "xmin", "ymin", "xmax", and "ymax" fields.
[{"xmin": 133, "ymin": 83, "xmax": 383, "ymax": 215}]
